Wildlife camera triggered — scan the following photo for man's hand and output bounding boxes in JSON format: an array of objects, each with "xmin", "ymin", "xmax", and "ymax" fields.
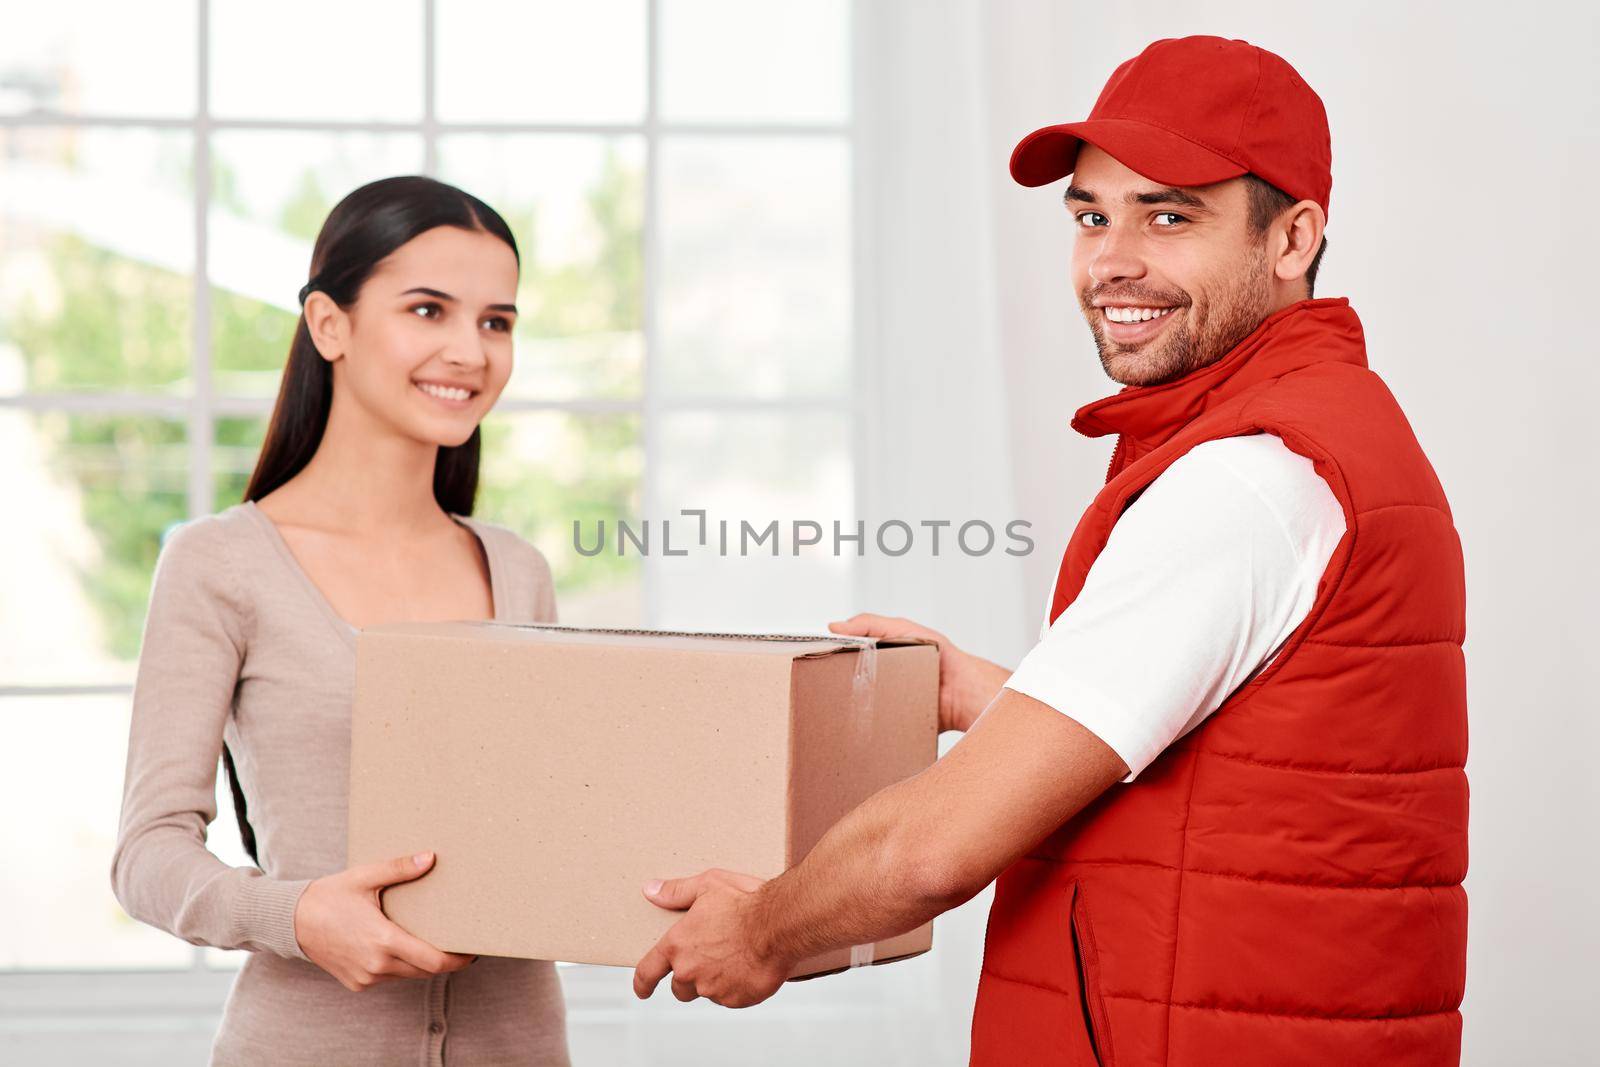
[
  {"xmin": 631, "ymin": 694, "xmax": 1129, "ymax": 1013},
  {"xmin": 632, "ymin": 870, "xmax": 795, "ymax": 1008},
  {"xmin": 829, "ymin": 613, "xmax": 1012, "ymax": 733}
]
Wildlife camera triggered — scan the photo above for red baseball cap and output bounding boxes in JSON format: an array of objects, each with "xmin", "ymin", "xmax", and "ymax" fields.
[{"xmin": 1010, "ymin": 36, "xmax": 1333, "ymax": 217}]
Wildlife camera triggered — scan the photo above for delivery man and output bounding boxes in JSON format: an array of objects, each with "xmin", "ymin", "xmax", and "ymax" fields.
[{"xmin": 633, "ymin": 36, "xmax": 1468, "ymax": 1066}]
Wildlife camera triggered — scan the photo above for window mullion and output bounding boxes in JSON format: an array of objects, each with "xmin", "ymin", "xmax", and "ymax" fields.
[
  {"xmin": 188, "ymin": 0, "xmax": 216, "ymax": 977},
  {"xmin": 189, "ymin": 0, "xmax": 215, "ymax": 525},
  {"xmin": 848, "ymin": 0, "xmax": 876, "ymax": 611},
  {"xmin": 422, "ymin": 0, "xmax": 438, "ymax": 175},
  {"xmin": 640, "ymin": 0, "xmax": 662, "ymax": 628}
]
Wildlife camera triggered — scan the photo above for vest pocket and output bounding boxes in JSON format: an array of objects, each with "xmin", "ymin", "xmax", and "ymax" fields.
[{"xmin": 1069, "ymin": 881, "xmax": 1115, "ymax": 1067}]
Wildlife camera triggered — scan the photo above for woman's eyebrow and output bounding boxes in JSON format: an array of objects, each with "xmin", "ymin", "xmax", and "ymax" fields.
[{"xmin": 401, "ymin": 286, "xmax": 518, "ymax": 314}]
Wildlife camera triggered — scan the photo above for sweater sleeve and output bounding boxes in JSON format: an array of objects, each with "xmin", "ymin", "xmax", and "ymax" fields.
[{"xmin": 109, "ymin": 517, "xmax": 312, "ymax": 960}]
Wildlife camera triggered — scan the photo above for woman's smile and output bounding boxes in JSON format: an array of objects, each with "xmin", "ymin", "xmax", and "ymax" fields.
[{"xmin": 413, "ymin": 378, "xmax": 479, "ymax": 408}]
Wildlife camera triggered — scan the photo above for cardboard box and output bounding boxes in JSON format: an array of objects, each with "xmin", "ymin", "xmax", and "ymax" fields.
[{"xmin": 347, "ymin": 623, "xmax": 940, "ymax": 978}]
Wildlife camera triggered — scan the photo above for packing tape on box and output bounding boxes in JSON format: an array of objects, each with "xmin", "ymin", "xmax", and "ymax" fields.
[
  {"xmin": 842, "ymin": 636, "xmax": 878, "ymax": 968},
  {"xmin": 847, "ymin": 635, "xmax": 878, "ymax": 741}
]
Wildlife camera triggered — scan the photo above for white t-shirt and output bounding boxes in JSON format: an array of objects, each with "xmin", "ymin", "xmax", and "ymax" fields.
[{"xmin": 1003, "ymin": 433, "xmax": 1346, "ymax": 783}]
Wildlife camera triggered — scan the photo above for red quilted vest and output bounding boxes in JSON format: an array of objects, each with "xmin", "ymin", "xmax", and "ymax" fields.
[{"xmin": 969, "ymin": 298, "xmax": 1468, "ymax": 1066}]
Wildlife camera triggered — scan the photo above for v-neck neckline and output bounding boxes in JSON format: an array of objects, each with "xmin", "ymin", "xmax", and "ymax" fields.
[{"xmin": 242, "ymin": 500, "xmax": 504, "ymax": 651}]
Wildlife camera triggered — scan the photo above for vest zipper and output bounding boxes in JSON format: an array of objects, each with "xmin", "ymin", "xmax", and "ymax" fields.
[
  {"xmin": 1104, "ymin": 435, "xmax": 1124, "ymax": 484},
  {"xmin": 1070, "ymin": 882, "xmax": 1114, "ymax": 1067}
]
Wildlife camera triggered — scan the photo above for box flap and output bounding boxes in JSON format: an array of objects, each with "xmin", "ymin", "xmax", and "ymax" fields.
[{"xmin": 360, "ymin": 621, "xmax": 932, "ymax": 659}]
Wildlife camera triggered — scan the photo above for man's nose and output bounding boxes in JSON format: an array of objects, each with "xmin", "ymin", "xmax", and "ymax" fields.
[{"xmin": 1087, "ymin": 227, "xmax": 1148, "ymax": 287}]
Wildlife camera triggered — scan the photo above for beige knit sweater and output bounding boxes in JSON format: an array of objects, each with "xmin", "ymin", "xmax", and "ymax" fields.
[{"xmin": 112, "ymin": 502, "xmax": 570, "ymax": 1066}]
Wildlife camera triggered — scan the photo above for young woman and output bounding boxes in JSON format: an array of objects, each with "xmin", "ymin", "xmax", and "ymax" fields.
[{"xmin": 111, "ymin": 176, "xmax": 570, "ymax": 1065}]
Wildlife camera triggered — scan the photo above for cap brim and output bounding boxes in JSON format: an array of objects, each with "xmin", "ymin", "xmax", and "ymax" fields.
[{"xmin": 1010, "ymin": 118, "xmax": 1247, "ymax": 189}]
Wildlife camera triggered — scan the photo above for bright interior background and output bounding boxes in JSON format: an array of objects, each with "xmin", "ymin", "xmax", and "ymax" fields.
[{"xmin": 1, "ymin": 1, "xmax": 1593, "ymax": 1065}]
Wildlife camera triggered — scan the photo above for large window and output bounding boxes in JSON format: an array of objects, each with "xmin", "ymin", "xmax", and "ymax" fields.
[{"xmin": 0, "ymin": 0, "xmax": 860, "ymax": 1044}]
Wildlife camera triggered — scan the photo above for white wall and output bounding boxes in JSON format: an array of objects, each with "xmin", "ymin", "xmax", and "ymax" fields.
[{"xmin": 972, "ymin": 2, "xmax": 1598, "ymax": 1063}]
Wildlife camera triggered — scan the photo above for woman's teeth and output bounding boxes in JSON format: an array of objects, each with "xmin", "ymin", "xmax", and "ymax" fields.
[
  {"xmin": 417, "ymin": 382, "xmax": 472, "ymax": 401},
  {"xmin": 1104, "ymin": 306, "xmax": 1177, "ymax": 324}
]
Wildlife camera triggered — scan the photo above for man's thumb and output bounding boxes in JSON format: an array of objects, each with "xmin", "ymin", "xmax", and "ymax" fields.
[
  {"xmin": 828, "ymin": 613, "xmax": 882, "ymax": 637},
  {"xmin": 363, "ymin": 851, "xmax": 434, "ymax": 889},
  {"xmin": 643, "ymin": 875, "xmax": 701, "ymax": 911}
]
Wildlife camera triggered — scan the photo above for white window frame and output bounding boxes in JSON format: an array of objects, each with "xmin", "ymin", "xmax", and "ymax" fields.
[{"xmin": 0, "ymin": 0, "xmax": 883, "ymax": 1046}]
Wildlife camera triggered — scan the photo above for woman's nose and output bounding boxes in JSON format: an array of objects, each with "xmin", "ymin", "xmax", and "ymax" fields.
[{"xmin": 440, "ymin": 328, "xmax": 490, "ymax": 369}]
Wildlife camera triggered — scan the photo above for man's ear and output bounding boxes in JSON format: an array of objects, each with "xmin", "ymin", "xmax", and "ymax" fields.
[
  {"xmin": 303, "ymin": 291, "xmax": 348, "ymax": 364},
  {"xmin": 1274, "ymin": 200, "xmax": 1326, "ymax": 289}
]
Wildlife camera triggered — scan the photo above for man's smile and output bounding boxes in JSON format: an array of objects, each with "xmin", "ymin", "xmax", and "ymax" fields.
[{"xmin": 1099, "ymin": 303, "xmax": 1182, "ymax": 346}]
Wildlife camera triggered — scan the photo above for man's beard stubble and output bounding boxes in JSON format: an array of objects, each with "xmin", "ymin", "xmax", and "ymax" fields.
[{"xmin": 1084, "ymin": 244, "xmax": 1273, "ymax": 387}]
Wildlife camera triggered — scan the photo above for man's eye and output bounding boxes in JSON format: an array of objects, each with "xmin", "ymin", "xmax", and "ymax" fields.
[
  {"xmin": 1076, "ymin": 212, "xmax": 1109, "ymax": 228},
  {"xmin": 1153, "ymin": 212, "xmax": 1187, "ymax": 227}
]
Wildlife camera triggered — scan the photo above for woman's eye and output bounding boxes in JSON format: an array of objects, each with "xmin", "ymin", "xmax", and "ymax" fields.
[
  {"xmin": 482, "ymin": 316, "xmax": 511, "ymax": 333},
  {"xmin": 1076, "ymin": 212, "xmax": 1109, "ymax": 229},
  {"xmin": 411, "ymin": 302, "xmax": 442, "ymax": 319},
  {"xmin": 1153, "ymin": 212, "xmax": 1187, "ymax": 227}
]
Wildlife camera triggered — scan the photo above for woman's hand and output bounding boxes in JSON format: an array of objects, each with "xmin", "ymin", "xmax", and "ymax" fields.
[
  {"xmin": 293, "ymin": 851, "xmax": 476, "ymax": 992},
  {"xmin": 828, "ymin": 614, "xmax": 1013, "ymax": 734}
]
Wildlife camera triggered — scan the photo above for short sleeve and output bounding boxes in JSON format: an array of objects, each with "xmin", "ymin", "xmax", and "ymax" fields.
[{"xmin": 1004, "ymin": 434, "xmax": 1345, "ymax": 781}]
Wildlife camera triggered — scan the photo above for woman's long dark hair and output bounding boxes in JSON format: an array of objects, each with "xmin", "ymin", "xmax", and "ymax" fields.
[{"xmin": 227, "ymin": 176, "xmax": 519, "ymax": 866}]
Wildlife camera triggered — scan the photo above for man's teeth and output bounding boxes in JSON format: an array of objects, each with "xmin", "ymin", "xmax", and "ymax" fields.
[
  {"xmin": 1104, "ymin": 306, "xmax": 1177, "ymax": 324},
  {"xmin": 417, "ymin": 382, "xmax": 472, "ymax": 401}
]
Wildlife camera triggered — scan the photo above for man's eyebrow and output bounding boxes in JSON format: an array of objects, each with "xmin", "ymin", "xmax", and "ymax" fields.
[
  {"xmin": 1132, "ymin": 186, "xmax": 1209, "ymax": 209},
  {"xmin": 1062, "ymin": 185, "xmax": 1209, "ymax": 211},
  {"xmin": 400, "ymin": 286, "xmax": 518, "ymax": 314}
]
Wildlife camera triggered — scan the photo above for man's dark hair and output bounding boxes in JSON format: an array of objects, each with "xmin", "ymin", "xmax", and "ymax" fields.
[{"xmin": 1243, "ymin": 175, "xmax": 1327, "ymax": 296}]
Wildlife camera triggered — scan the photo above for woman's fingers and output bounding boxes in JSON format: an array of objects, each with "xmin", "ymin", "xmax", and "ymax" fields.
[
  {"xmin": 383, "ymin": 922, "xmax": 476, "ymax": 975},
  {"xmin": 375, "ymin": 956, "xmax": 432, "ymax": 981},
  {"xmin": 299, "ymin": 857, "xmax": 477, "ymax": 991},
  {"xmin": 346, "ymin": 942, "xmax": 461, "ymax": 990},
  {"xmin": 436, "ymin": 951, "xmax": 477, "ymax": 974},
  {"xmin": 351, "ymin": 851, "xmax": 436, "ymax": 891}
]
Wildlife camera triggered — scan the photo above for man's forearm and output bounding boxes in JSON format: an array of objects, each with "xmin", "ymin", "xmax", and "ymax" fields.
[
  {"xmin": 748, "ymin": 774, "xmax": 961, "ymax": 967},
  {"xmin": 949, "ymin": 657, "xmax": 1014, "ymax": 732}
]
